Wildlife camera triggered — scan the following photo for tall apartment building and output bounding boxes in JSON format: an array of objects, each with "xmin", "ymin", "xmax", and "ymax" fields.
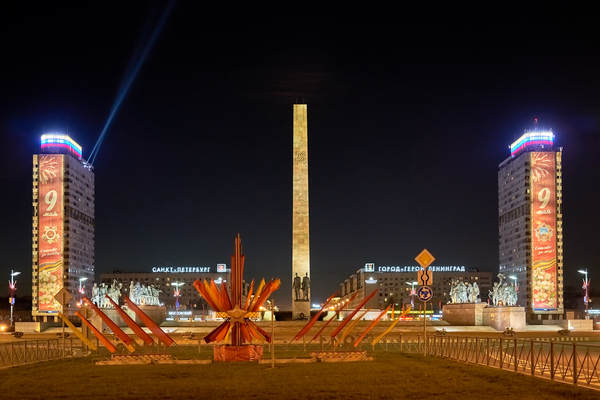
[
  {"xmin": 498, "ymin": 130, "xmax": 563, "ymax": 321},
  {"xmin": 32, "ymin": 134, "xmax": 95, "ymax": 321}
]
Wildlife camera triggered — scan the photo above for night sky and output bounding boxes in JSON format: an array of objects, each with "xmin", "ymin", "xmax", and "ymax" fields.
[{"xmin": 2, "ymin": 6, "xmax": 599, "ymax": 308}]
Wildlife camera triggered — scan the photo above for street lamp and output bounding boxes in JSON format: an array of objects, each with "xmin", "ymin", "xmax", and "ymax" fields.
[
  {"xmin": 172, "ymin": 282, "xmax": 184, "ymax": 320},
  {"xmin": 406, "ymin": 281, "xmax": 418, "ymax": 308},
  {"xmin": 9, "ymin": 269, "xmax": 21, "ymax": 327},
  {"xmin": 578, "ymin": 268, "xmax": 589, "ymax": 319}
]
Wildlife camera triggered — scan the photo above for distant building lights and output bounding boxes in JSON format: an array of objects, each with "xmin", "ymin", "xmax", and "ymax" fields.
[{"xmin": 509, "ymin": 131, "xmax": 554, "ymax": 157}]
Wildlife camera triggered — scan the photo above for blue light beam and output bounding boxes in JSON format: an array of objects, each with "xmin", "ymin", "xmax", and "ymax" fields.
[{"xmin": 88, "ymin": 1, "xmax": 175, "ymax": 166}]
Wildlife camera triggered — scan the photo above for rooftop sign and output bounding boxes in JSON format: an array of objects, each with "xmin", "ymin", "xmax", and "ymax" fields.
[
  {"xmin": 510, "ymin": 131, "xmax": 554, "ymax": 157},
  {"xmin": 151, "ymin": 266, "xmax": 226, "ymax": 273},
  {"xmin": 41, "ymin": 133, "xmax": 83, "ymax": 159},
  {"xmin": 374, "ymin": 265, "xmax": 467, "ymax": 273}
]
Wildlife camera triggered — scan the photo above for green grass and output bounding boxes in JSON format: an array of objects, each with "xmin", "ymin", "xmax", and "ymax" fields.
[{"xmin": 1, "ymin": 350, "xmax": 598, "ymax": 399}]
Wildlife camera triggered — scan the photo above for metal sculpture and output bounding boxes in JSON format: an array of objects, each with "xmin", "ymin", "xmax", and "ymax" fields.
[
  {"xmin": 75, "ymin": 310, "xmax": 117, "ymax": 353},
  {"xmin": 353, "ymin": 304, "xmax": 391, "ymax": 347},
  {"xmin": 292, "ymin": 291, "xmax": 337, "ymax": 342},
  {"xmin": 370, "ymin": 305, "xmax": 412, "ymax": 346},
  {"xmin": 105, "ymin": 295, "xmax": 154, "ymax": 346},
  {"xmin": 123, "ymin": 295, "xmax": 175, "ymax": 346},
  {"xmin": 58, "ymin": 312, "xmax": 97, "ymax": 350},
  {"xmin": 82, "ymin": 296, "xmax": 135, "ymax": 352},
  {"xmin": 337, "ymin": 309, "xmax": 370, "ymax": 346},
  {"xmin": 193, "ymin": 234, "xmax": 281, "ymax": 346},
  {"xmin": 330, "ymin": 288, "xmax": 378, "ymax": 338},
  {"xmin": 309, "ymin": 291, "xmax": 359, "ymax": 343}
]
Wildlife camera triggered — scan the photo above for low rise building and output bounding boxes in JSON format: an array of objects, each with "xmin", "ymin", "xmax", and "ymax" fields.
[
  {"xmin": 339, "ymin": 263, "xmax": 493, "ymax": 312},
  {"xmin": 99, "ymin": 265, "xmax": 230, "ymax": 312}
]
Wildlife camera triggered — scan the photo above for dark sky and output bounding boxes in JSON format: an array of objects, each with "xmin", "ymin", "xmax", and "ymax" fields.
[{"xmin": 1, "ymin": 6, "xmax": 599, "ymax": 308}]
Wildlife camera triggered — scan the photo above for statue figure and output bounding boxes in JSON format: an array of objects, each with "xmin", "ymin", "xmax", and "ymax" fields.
[
  {"xmin": 302, "ymin": 273, "xmax": 310, "ymax": 301},
  {"xmin": 133, "ymin": 282, "xmax": 142, "ymax": 305},
  {"xmin": 151, "ymin": 286, "xmax": 161, "ymax": 305},
  {"xmin": 449, "ymin": 279, "xmax": 480, "ymax": 304},
  {"xmin": 471, "ymin": 282, "xmax": 480, "ymax": 303},
  {"xmin": 489, "ymin": 281, "xmax": 499, "ymax": 306},
  {"xmin": 458, "ymin": 281, "xmax": 467, "ymax": 303},
  {"xmin": 293, "ymin": 273, "xmax": 301, "ymax": 301},
  {"xmin": 98, "ymin": 283, "xmax": 107, "ymax": 308},
  {"xmin": 91, "ymin": 283, "xmax": 99, "ymax": 306},
  {"xmin": 449, "ymin": 279, "xmax": 460, "ymax": 303},
  {"xmin": 489, "ymin": 274, "xmax": 517, "ymax": 306},
  {"xmin": 108, "ymin": 280, "xmax": 122, "ymax": 306}
]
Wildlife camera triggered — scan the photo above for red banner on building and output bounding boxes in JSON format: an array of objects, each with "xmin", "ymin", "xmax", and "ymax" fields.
[
  {"xmin": 530, "ymin": 152, "xmax": 557, "ymax": 310},
  {"xmin": 38, "ymin": 154, "xmax": 64, "ymax": 312}
]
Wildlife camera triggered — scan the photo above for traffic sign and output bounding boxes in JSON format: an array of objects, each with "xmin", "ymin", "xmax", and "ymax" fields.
[
  {"xmin": 54, "ymin": 288, "xmax": 73, "ymax": 307},
  {"xmin": 415, "ymin": 249, "xmax": 435, "ymax": 269},
  {"xmin": 417, "ymin": 286, "xmax": 433, "ymax": 302},
  {"xmin": 417, "ymin": 269, "xmax": 433, "ymax": 286}
]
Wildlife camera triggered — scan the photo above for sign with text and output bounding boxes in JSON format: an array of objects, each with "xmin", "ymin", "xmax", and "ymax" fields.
[
  {"xmin": 530, "ymin": 152, "xmax": 558, "ymax": 311},
  {"xmin": 38, "ymin": 154, "xmax": 64, "ymax": 313}
]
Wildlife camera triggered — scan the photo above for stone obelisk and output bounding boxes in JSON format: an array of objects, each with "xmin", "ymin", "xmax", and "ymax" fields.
[{"xmin": 292, "ymin": 104, "xmax": 310, "ymax": 319}]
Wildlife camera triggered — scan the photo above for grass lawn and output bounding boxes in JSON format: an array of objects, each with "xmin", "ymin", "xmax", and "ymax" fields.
[{"xmin": 1, "ymin": 352, "xmax": 598, "ymax": 399}]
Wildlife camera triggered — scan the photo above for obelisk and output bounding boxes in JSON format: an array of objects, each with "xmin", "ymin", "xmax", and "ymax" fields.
[{"xmin": 292, "ymin": 104, "xmax": 310, "ymax": 319}]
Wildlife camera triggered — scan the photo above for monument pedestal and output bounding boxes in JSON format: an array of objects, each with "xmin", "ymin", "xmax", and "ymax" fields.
[
  {"xmin": 442, "ymin": 303, "xmax": 487, "ymax": 326},
  {"xmin": 213, "ymin": 345, "xmax": 263, "ymax": 362},
  {"xmin": 482, "ymin": 307, "xmax": 526, "ymax": 331},
  {"xmin": 293, "ymin": 301, "xmax": 310, "ymax": 320},
  {"xmin": 90, "ymin": 305, "xmax": 166, "ymax": 330}
]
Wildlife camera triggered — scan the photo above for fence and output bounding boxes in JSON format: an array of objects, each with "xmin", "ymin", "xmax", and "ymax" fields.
[
  {"xmin": 360, "ymin": 334, "xmax": 600, "ymax": 391},
  {"xmin": 0, "ymin": 338, "xmax": 86, "ymax": 368},
  {"xmin": 243, "ymin": 334, "xmax": 600, "ymax": 391}
]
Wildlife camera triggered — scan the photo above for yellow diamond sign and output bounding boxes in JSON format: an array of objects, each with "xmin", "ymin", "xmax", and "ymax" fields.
[{"xmin": 415, "ymin": 249, "xmax": 435, "ymax": 269}]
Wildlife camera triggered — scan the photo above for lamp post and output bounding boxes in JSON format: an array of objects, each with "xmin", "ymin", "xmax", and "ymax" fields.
[
  {"xmin": 406, "ymin": 281, "xmax": 418, "ymax": 308},
  {"xmin": 172, "ymin": 282, "xmax": 184, "ymax": 321},
  {"xmin": 9, "ymin": 270, "xmax": 21, "ymax": 327},
  {"xmin": 578, "ymin": 269, "xmax": 589, "ymax": 319}
]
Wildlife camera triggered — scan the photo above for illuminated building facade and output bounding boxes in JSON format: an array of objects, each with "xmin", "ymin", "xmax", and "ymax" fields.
[
  {"xmin": 338, "ymin": 264, "xmax": 492, "ymax": 312},
  {"xmin": 99, "ymin": 265, "xmax": 239, "ymax": 311},
  {"xmin": 32, "ymin": 134, "xmax": 94, "ymax": 321},
  {"xmin": 498, "ymin": 130, "xmax": 563, "ymax": 320}
]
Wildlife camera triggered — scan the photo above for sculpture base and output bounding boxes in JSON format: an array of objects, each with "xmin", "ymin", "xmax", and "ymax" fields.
[
  {"xmin": 482, "ymin": 307, "xmax": 526, "ymax": 331},
  {"xmin": 213, "ymin": 345, "xmax": 263, "ymax": 362},
  {"xmin": 292, "ymin": 301, "xmax": 311, "ymax": 320},
  {"xmin": 90, "ymin": 305, "xmax": 166, "ymax": 330},
  {"xmin": 442, "ymin": 303, "xmax": 487, "ymax": 326}
]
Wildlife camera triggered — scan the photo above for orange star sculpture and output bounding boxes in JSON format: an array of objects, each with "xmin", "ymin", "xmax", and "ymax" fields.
[{"xmin": 193, "ymin": 234, "xmax": 280, "ymax": 345}]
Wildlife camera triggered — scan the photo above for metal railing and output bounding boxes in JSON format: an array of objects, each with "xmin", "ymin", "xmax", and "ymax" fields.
[
  {"xmin": 0, "ymin": 338, "xmax": 85, "ymax": 368},
  {"xmin": 401, "ymin": 335, "xmax": 600, "ymax": 390},
  {"xmin": 250, "ymin": 334, "xmax": 600, "ymax": 391}
]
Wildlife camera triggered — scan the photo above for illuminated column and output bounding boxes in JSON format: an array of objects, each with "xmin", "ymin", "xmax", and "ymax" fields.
[{"xmin": 292, "ymin": 104, "xmax": 310, "ymax": 319}]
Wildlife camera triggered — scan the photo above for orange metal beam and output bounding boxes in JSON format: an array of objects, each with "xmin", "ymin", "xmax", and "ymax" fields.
[
  {"xmin": 104, "ymin": 295, "xmax": 154, "ymax": 346},
  {"xmin": 353, "ymin": 304, "xmax": 391, "ymax": 347},
  {"xmin": 330, "ymin": 288, "xmax": 378, "ymax": 338},
  {"xmin": 292, "ymin": 291, "xmax": 337, "ymax": 342},
  {"xmin": 82, "ymin": 296, "xmax": 134, "ymax": 352},
  {"xmin": 309, "ymin": 291, "xmax": 359, "ymax": 343},
  {"xmin": 75, "ymin": 311, "xmax": 116, "ymax": 353},
  {"xmin": 123, "ymin": 296, "xmax": 175, "ymax": 347}
]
